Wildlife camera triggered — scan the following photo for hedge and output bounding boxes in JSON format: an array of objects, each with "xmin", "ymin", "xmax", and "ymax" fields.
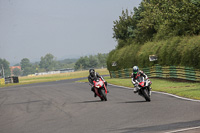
[{"xmin": 107, "ymin": 35, "xmax": 200, "ymax": 71}]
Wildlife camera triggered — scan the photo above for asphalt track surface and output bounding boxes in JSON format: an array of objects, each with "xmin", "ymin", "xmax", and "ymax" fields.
[{"xmin": 1, "ymin": 78, "xmax": 200, "ymax": 133}]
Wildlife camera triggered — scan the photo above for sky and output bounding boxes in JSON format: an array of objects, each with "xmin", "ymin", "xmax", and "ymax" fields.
[{"xmin": 0, "ymin": 0, "xmax": 142, "ymax": 65}]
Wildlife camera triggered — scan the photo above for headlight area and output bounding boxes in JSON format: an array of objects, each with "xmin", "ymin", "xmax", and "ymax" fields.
[{"xmin": 96, "ymin": 85, "xmax": 100, "ymax": 88}]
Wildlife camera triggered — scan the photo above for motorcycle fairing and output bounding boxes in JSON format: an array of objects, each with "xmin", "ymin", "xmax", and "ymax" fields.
[
  {"xmin": 93, "ymin": 78, "xmax": 107, "ymax": 98},
  {"xmin": 139, "ymin": 81, "xmax": 145, "ymax": 87}
]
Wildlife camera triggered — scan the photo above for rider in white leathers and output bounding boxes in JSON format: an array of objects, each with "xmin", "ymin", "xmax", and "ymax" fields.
[{"xmin": 131, "ymin": 66, "xmax": 152, "ymax": 94}]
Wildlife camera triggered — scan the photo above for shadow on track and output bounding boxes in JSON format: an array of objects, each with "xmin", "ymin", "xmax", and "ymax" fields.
[
  {"xmin": 119, "ymin": 100, "xmax": 147, "ymax": 104},
  {"xmin": 76, "ymin": 100, "xmax": 103, "ymax": 103}
]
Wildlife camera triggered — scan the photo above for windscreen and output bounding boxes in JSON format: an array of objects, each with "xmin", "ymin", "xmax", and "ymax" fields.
[{"xmin": 135, "ymin": 76, "xmax": 144, "ymax": 83}]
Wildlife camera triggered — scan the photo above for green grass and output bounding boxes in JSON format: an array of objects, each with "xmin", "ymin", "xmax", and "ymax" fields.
[
  {"xmin": 0, "ymin": 69, "xmax": 109, "ymax": 88},
  {"xmin": 78, "ymin": 77, "xmax": 200, "ymax": 100}
]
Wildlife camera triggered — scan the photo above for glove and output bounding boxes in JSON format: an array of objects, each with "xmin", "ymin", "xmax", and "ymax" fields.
[
  {"xmin": 134, "ymin": 84, "xmax": 138, "ymax": 87},
  {"xmin": 147, "ymin": 78, "xmax": 152, "ymax": 84}
]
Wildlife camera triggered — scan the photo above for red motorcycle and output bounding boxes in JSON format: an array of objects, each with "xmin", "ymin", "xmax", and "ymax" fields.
[
  {"xmin": 133, "ymin": 76, "xmax": 151, "ymax": 102},
  {"xmin": 92, "ymin": 78, "xmax": 108, "ymax": 101}
]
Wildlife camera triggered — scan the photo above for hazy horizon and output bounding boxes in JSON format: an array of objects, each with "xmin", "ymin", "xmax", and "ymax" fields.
[{"xmin": 0, "ymin": 0, "xmax": 142, "ymax": 65}]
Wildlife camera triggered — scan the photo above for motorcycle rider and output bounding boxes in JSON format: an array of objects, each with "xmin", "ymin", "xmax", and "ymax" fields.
[
  {"xmin": 88, "ymin": 68, "xmax": 108, "ymax": 97},
  {"xmin": 131, "ymin": 66, "xmax": 152, "ymax": 94}
]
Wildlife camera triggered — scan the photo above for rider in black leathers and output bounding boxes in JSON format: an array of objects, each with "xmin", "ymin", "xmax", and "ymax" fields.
[
  {"xmin": 131, "ymin": 66, "xmax": 152, "ymax": 94},
  {"xmin": 88, "ymin": 69, "xmax": 108, "ymax": 97}
]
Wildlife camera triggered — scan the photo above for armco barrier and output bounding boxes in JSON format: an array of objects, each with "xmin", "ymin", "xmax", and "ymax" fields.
[
  {"xmin": 5, "ymin": 77, "xmax": 12, "ymax": 84},
  {"xmin": 3, "ymin": 76, "xmax": 19, "ymax": 84},
  {"xmin": 109, "ymin": 65, "xmax": 200, "ymax": 82}
]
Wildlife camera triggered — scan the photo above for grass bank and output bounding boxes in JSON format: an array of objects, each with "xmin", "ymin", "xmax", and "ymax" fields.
[
  {"xmin": 0, "ymin": 69, "xmax": 109, "ymax": 88},
  {"xmin": 78, "ymin": 77, "xmax": 200, "ymax": 100}
]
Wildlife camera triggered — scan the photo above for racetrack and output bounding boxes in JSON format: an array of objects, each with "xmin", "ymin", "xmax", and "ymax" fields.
[{"xmin": 0, "ymin": 78, "xmax": 200, "ymax": 133}]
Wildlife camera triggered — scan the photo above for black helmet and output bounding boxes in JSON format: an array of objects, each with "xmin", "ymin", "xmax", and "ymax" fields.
[
  {"xmin": 89, "ymin": 69, "xmax": 95, "ymax": 77},
  {"xmin": 133, "ymin": 66, "xmax": 139, "ymax": 74}
]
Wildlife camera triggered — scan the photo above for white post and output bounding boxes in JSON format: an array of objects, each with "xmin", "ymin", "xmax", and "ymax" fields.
[{"xmin": 1, "ymin": 64, "xmax": 5, "ymax": 78}]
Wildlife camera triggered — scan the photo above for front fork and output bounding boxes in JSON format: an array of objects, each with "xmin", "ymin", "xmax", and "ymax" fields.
[{"xmin": 146, "ymin": 80, "xmax": 152, "ymax": 96}]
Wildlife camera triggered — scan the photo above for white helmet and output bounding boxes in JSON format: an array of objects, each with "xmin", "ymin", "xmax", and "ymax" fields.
[{"xmin": 133, "ymin": 66, "xmax": 139, "ymax": 74}]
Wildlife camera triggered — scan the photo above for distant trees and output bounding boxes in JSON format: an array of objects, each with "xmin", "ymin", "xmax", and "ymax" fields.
[
  {"xmin": 39, "ymin": 53, "xmax": 56, "ymax": 71},
  {"xmin": 97, "ymin": 53, "xmax": 107, "ymax": 68},
  {"xmin": 12, "ymin": 68, "xmax": 22, "ymax": 76},
  {"xmin": 17, "ymin": 53, "xmax": 79, "ymax": 76},
  {"xmin": 17, "ymin": 53, "xmax": 107, "ymax": 75},
  {"xmin": 1, "ymin": 53, "xmax": 107, "ymax": 77},
  {"xmin": 0, "ymin": 58, "xmax": 11, "ymax": 77},
  {"xmin": 20, "ymin": 58, "xmax": 31, "ymax": 70},
  {"xmin": 74, "ymin": 56, "xmax": 89, "ymax": 70},
  {"xmin": 74, "ymin": 53, "xmax": 108, "ymax": 70},
  {"xmin": 20, "ymin": 58, "xmax": 36, "ymax": 76}
]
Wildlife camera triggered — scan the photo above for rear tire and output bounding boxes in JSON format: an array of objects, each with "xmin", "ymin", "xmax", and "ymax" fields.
[{"xmin": 141, "ymin": 88, "xmax": 151, "ymax": 102}]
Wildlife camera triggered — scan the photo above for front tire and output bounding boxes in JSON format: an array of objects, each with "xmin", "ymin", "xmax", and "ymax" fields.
[
  {"xmin": 100, "ymin": 88, "xmax": 107, "ymax": 101},
  {"xmin": 141, "ymin": 88, "xmax": 151, "ymax": 102}
]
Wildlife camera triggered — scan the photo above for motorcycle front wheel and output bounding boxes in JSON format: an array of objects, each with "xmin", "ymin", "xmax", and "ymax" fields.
[
  {"xmin": 141, "ymin": 88, "xmax": 151, "ymax": 102},
  {"xmin": 100, "ymin": 88, "xmax": 107, "ymax": 101}
]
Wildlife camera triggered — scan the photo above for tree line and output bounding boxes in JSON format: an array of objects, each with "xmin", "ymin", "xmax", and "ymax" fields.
[
  {"xmin": 74, "ymin": 53, "xmax": 108, "ymax": 70},
  {"xmin": 113, "ymin": 0, "xmax": 200, "ymax": 48},
  {"xmin": 0, "ymin": 53, "xmax": 108, "ymax": 77},
  {"xmin": 107, "ymin": 0, "xmax": 200, "ymax": 71}
]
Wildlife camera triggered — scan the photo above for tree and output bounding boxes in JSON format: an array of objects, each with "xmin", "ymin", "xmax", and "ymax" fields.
[
  {"xmin": 12, "ymin": 68, "xmax": 22, "ymax": 76},
  {"xmin": 74, "ymin": 56, "xmax": 89, "ymax": 70},
  {"xmin": 97, "ymin": 53, "xmax": 107, "ymax": 68},
  {"xmin": 20, "ymin": 58, "xmax": 31, "ymax": 70},
  {"xmin": 88, "ymin": 55, "xmax": 98, "ymax": 68},
  {"xmin": 0, "ymin": 58, "xmax": 11, "ymax": 77},
  {"xmin": 137, "ymin": 0, "xmax": 200, "ymax": 41},
  {"xmin": 113, "ymin": 9, "xmax": 133, "ymax": 41},
  {"xmin": 39, "ymin": 53, "xmax": 56, "ymax": 71},
  {"xmin": 20, "ymin": 58, "xmax": 35, "ymax": 76},
  {"xmin": 112, "ymin": 3, "xmax": 145, "ymax": 47},
  {"xmin": 112, "ymin": 0, "xmax": 200, "ymax": 45},
  {"xmin": 74, "ymin": 54, "xmax": 108, "ymax": 70}
]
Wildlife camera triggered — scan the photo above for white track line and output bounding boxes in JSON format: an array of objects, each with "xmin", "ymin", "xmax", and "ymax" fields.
[
  {"xmin": 153, "ymin": 91, "xmax": 200, "ymax": 102},
  {"xmin": 164, "ymin": 126, "xmax": 200, "ymax": 133},
  {"xmin": 108, "ymin": 83, "xmax": 133, "ymax": 90},
  {"xmin": 108, "ymin": 83, "xmax": 200, "ymax": 102}
]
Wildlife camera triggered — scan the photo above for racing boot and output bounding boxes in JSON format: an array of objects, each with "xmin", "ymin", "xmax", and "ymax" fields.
[
  {"xmin": 107, "ymin": 88, "xmax": 109, "ymax": 93},
  {"xmin": 94, "ymin": 92, "xmax": 97, "ymax": 97},
  {"xmin": 133, "ymin": 87, "xmax": 138, "ymax": 93},
  {"xmin": 91, "ymin": 87, "xmax": 97, "ymax": 97},
  {"xmin": 105, "ymin": 82, "xmax": 109, "ymax": 93},
  {"xmin": 149, "ymin": 87, "xmax": 152, "ymax": 96}
]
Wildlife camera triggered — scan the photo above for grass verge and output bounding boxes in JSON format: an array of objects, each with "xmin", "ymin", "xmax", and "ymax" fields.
[
  {"xmin": 0, "ymin": 69, "xmax": 109, "ymax": 88},
  {"xmin": 1, "ymin": 69, "xmax": 199, "ymax": 100},
  {"xmin": 78, "ymin": 77, "xmax": 200, "ymax": 100}
]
